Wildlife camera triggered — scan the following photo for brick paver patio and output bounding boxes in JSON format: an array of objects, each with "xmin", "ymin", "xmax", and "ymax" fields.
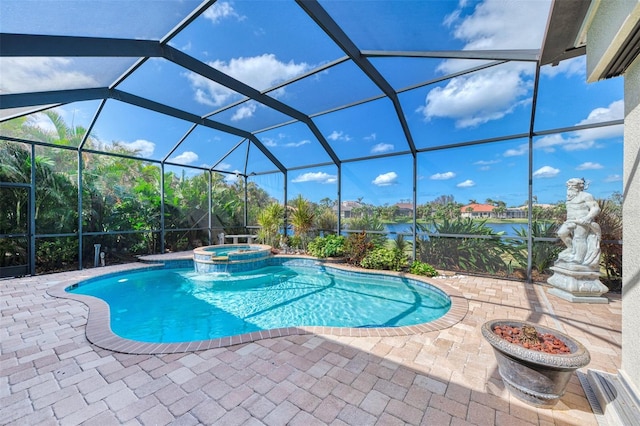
[{"xmin": 1, "ymin": 258, "xmax": 621, "ymax": 425}]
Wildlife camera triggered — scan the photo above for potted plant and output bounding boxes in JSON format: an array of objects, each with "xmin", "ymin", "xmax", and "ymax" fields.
[{"xmin": 481, "ymin": 319, "xmax": 590, "ymax": 408}]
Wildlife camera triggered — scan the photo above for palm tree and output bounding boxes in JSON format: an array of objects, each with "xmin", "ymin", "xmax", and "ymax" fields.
[
  {"xmin": 257, "ymin": 202, "xmax": 284, "ymax": 247},
  {"xmin": 288, "ymin": 195, "xmax": 315, "ymax": 250},
  {"xmin": 314, "ymin": 207, "xmax": 338, "ymax": 234}
]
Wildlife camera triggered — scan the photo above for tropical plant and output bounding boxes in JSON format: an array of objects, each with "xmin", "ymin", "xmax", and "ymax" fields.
[
  {"xmin": 346, "ymin": 212, "xmax": 386, "ymax": 247},
  {"xmin": 257, "ymin": 202, "xmax": 284, "ymax": 247},
  {"xmin": 511, "ymin": 221, "xmax": 562, "ymax": 275},
  {"xmin": 1, "ymin": 113, "xmax": 272, "ymax": 271},
  {"xmin": 288, "ymin": 195, "xmax": 315, "ymax": 250},
  {"xmin": 416, "ymin": 218, "xmax": 510, "ymax": 274},
  {"xmin": 314, "ymin": 207, "xmax": 338, "ymax": 234},
  {"xmin": 598, "ymin": 196, "xmax": 623, "ymax": 285},
  {"xmin": 1, "ymin": 140, "xmax": 81, "ymax": 272},
  {"xmin": 344, "ymin": 231, "xmax": 374, "ymax": 266},
  {"xmin": 391, "ymin": 234, "xmax": 412, "ymax": 257},
  {"xmin": 307, "ymin": 234, "xmax": 345, "ymax": 258}
]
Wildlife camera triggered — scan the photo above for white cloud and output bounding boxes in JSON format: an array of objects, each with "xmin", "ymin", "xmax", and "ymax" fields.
[
  {"xmin": 456, "ymin": 179, "xmax": 475, "ymax": 188},
  {"xmin": 445, "ymin": 0, "xmax": 551, "ymax": 51},
  {"xmin": 372, "ymin": 172, "xmax": 398, "ymax": 186},
  {"xmin": 569, "ymin": 100, "xmax": 624, "ymax": 146},
  {"xmin": 213, "ymin": 54, "xmax": 310, "ymax": 91},
  {"xmin": 418, "ymin": 0, "xmax": 552, "ymax": 128},
  {"xmin": 604, "ymin": 174, "xmax": 622, "ymax": 182},
  {"xmin": 576, "ymin": 162, "xmax": 603, "ymax": 170},
  {"xmin": 284, "ymin": 139, "xmax": 310, "ymax": 148},
  {"xmin": 534, "ymin": 134, "xmax": 565, "ymax": 153},
  {"xmin": 533, "ymin": 100, "xmax": 624, "ymax": 152},
  {"xmin": 430, "ymin": 171, "xmax": 456, "ymax": 180},
  {"xmin": 171, "ymin": 151, "xmax": 198, "ymax": 164},
  {"xmin": 474, "ymin": 159, "xmax": 500, "ymax": 166},
  {"xmin": 569, "ymin": 125, "xmax": 622, "ymax": 148},
  {"xmin": 533, "ymin": 166, "xmax": 560, "ymax": 178},
  {"xmin": 261, "ymin": 135, "xmax": 310, "ymax": 148},
  {"xmin": 262, "ymin": 137, "xmax": 277, "ymax": 147},
  {"xmin": 292, "ymin": 172, "xmax": 337, "ymax": 184},
  {"xmin": 503, "ymin": 100, "xmax": 624, "ymax": 156},
  {"xmin": 185, "ymin": 54, "xmax": 311, "ymax": 112},
  {"xmin": 503, "ymin": 143, "xmax": 528, "ymax": 157},
  {"xmin": 203, "ymin": 2, "xmax": 244, "ymax": 24},
  {"xmin": 119, "ymin": 139, "xmax": 155, "ymax": 158},
  {"xmin": 437, "ymin": 0, "xmax": 550, "ymax": 75},
  {"xmin": 474, "ymin": 158, "xmax": 500, "ymax": 171},
  {"xmin": 224, "ymin": 170, "xmax": 242, "ymax": 184},
  {"xmin": 231, "ymin": 102, "xmax": 257, "ymax": 121},
  {"xmin": 577, "ymin": 99, "xmax": 624, "ymax": 125},
  {"xmin": 418, "ymin": 66, "xmax": 532, "ymax": 128},
  {"xmin": 541, "ymin": 56, "xmax": 586, "ymax": 78},
  {"xmin": 327, "ymin": 130, "xmax": 351, "ymax": 142},
  {"xmin": 217, "ymin": 162, "xmax": 232, "ymax": 171},
  {"xmin": 371, "ymin": 143, "xmax": 394, "ymax": 154},
  {"xmin": 0, "ymin": 57, "xmax": 98, "ymax": 94}
]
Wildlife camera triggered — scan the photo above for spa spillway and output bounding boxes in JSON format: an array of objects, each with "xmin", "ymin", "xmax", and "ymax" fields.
[{"xmin": 193, "ymin": 244, "xmax": 272, "ymax": 274}]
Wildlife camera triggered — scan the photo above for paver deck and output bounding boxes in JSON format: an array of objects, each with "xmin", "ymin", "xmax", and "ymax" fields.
[{"xmin": 1, "ymin": 255, "xmax": 621, "ymax": 425}]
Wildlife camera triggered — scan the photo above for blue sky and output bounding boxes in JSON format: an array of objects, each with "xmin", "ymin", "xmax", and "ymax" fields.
[{"xmin": 2, "ymin": 0, "xmax": 624, "ymax": 208}]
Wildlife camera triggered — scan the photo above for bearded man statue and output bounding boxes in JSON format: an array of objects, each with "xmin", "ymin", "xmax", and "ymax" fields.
[{"xmin": 556, "ymin": 178, "xmax": 601, "ymax": 267}]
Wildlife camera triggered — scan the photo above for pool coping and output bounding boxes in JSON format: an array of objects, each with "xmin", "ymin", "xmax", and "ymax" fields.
[{"xmin": 47, "ymin": 257, "xmax": 469, "ymax": 355}]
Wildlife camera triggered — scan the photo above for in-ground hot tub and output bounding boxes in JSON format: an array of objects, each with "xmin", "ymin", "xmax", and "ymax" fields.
[{"xmin": 193, "ymin": 244, "xmax": 272, "ymax": 274}]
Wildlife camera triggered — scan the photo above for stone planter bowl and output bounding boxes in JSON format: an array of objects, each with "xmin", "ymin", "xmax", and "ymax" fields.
[{"xmin": 481, "ymin": 319, "xmax": 591, "ymax": 408}]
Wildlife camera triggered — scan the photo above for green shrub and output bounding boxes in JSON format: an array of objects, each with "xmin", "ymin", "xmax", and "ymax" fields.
[
  {"xmin": 410, "ymin": 260, "xmax": 438, "ymax": 277},
  {"xmin": 288, "ymin": 235, "xmax": 302, "ymax": 250},
  {"xmin": 307, "ymin": 234, "xmax": 345, "ymax": 258},
  {"xmin": 344, "ymin": 232, "xmax": 374, "ymax": 265},
  {"xmin": 36, "ymin": 237, "xmax": 78, "ymax": 272},
  {"xmin": 360, "ymin": 247, "xmax": 407, "ymax": 271}
]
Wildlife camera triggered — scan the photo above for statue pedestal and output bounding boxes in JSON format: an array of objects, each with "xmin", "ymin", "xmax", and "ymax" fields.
[{"xmin": 547, "ymin": 264, "xmax": 609, "ymax": 304}]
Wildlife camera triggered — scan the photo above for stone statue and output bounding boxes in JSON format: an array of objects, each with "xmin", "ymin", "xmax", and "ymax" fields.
[
  {"xmin": 556, "ymin": 178, "xmax": 601, "ymax": 267},
  {"xmin": 547, "ymin": 178, "xmax": 608, "ymax": 303}
]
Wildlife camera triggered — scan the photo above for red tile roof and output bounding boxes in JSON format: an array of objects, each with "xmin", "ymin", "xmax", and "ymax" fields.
[
  {"xmin": 461, "ymin": 203, "xmax": 495, "ymax": 213},
  {"xmin": 395, "ymin": 203, "xmax": 413, "ymax": 210}
]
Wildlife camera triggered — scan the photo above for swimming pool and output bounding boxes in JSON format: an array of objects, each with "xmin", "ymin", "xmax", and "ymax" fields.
[
  {"xmin": 47, "ymin": 258, "xmax": 469, "ymax": 354},
  {"xmin": 68, "ymin": 264, "xmax": 450, "ymax": 341}
]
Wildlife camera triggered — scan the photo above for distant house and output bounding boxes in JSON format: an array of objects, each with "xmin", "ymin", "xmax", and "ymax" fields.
[
  {"xmin": 461, "ymin": 203, "xmax": 529, "ymax": 219},
  {"xmin": 332, "ymin": 200, "xmax": 365, "ymax": 219},
  {"xmin": 460, "ymin": 203, "xmax": 495, "ymax": 218},
  {"xmin": 395, "ymin": 202, "xmax": 413, "ymax": 217},
  {"xmin": 505, "ymin": 207, "xmax": 527, "ymax": 219}
]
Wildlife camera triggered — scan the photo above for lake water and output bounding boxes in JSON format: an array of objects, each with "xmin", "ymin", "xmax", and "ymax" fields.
[{"xmin": 382, "ymin": 222, "xmax": 526, "ymax": 237}]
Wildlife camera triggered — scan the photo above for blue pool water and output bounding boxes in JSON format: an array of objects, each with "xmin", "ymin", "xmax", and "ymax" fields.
[
  {"xmin": 68, "ymin": 265, "xmax": 451, "ymax": 343},
  {"xmin": 203, "ymin": 245, "xmax": 261, "ymax": 256}
]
